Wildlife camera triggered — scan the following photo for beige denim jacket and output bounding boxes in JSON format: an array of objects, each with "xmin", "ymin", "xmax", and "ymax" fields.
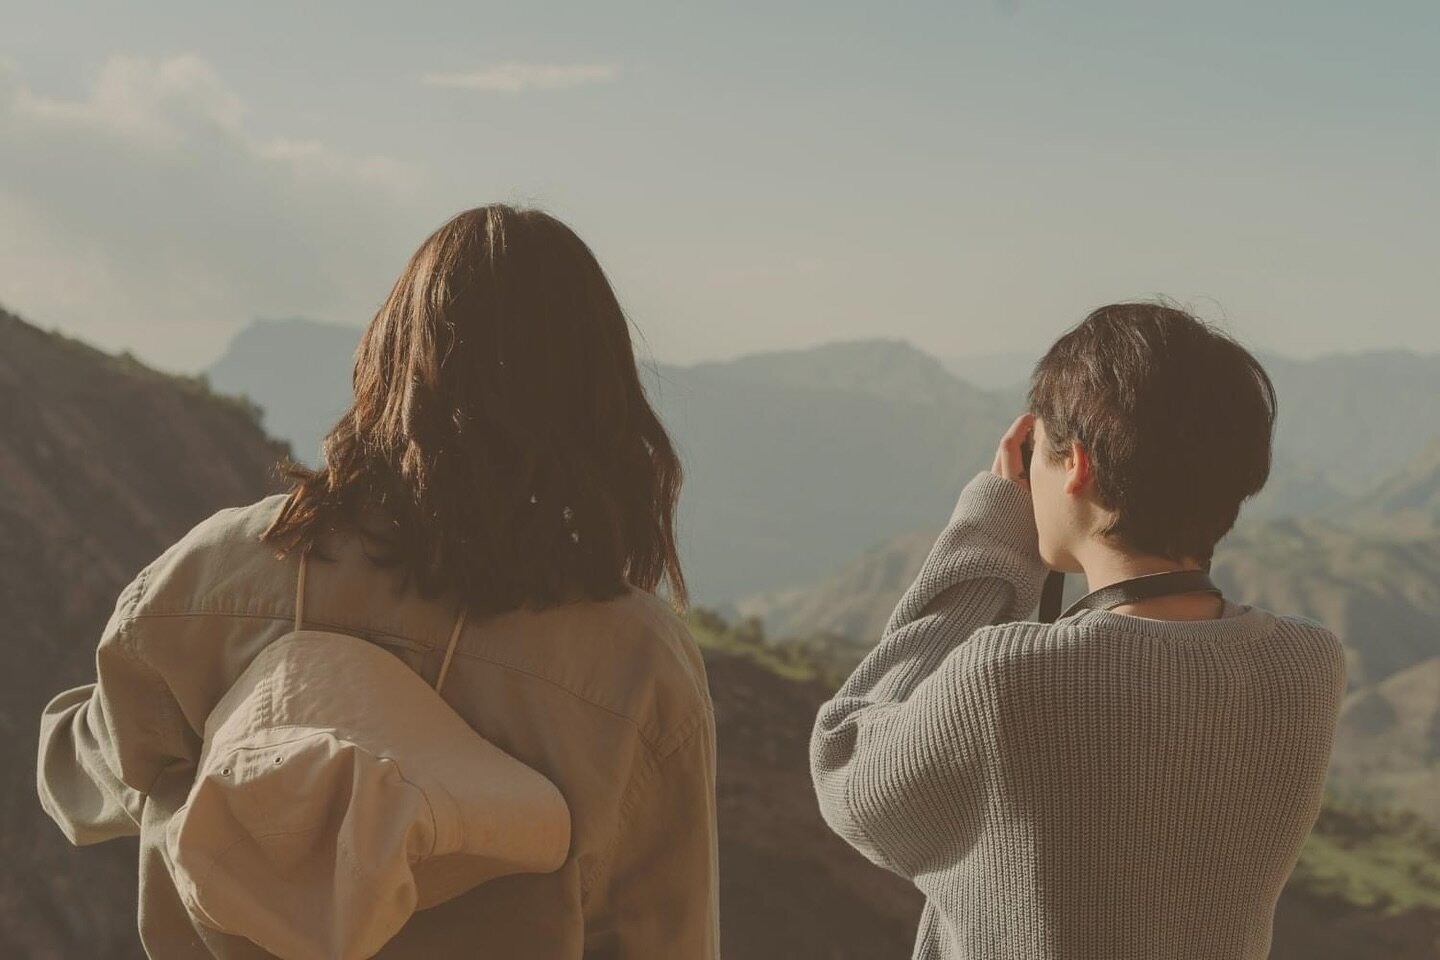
[{"xmin": 37, "ymin": 493, "xmax": 720, "ymax": 959}]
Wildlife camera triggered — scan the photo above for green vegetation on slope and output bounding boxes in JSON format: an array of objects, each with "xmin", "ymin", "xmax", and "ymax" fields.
[
  {"xmin": 686, "ymin": 606, "xmax": 871, "ymax": 689},
  {"xmin": 8, "ymin": 309, "xmax": 270, "ymax": 430},
  {"xmin": 1293, "ymin": 799, "xmax": 1440, "ymax": 915}
]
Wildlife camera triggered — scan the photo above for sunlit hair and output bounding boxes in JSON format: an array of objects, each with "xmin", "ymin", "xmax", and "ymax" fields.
[
  {"xmin": 1027, "ymin": 300, "xmax": 1276, "ymax": 566},
  {"xmin": 260, "ymin": 204, "xmax": 688, "ymax": 616}
]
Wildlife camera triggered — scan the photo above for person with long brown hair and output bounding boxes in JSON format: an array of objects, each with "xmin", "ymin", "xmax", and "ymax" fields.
[{"xmin": 37, "ymin": 204, "xmax": 720, "ymax": 958}]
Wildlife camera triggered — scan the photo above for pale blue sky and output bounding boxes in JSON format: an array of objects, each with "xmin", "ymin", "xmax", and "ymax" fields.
[{"xmin": 1, "ymin": 1, "xmax": 1436, "ymax": 373}]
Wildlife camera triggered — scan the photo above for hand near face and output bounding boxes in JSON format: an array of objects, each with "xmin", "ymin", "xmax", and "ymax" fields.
[{"xmin": 990, "ymin": 413, "xmax": 1035, "ymax": 491}]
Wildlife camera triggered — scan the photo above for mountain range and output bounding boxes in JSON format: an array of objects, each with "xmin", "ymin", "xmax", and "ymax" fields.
[
  {"xmin": 205, "ymin": 319, "xmax": 1440, "ymax": 607},
  {"xmin": 207, "ymin": 321, "xmax": 1021, "ymax": 603}
]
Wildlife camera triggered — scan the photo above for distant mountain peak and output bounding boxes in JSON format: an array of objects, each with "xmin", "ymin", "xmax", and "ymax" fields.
[
  {"xmin": 692, "ymin": 336, "xmax": 944, "ymax": 373},
  {"xmin": 684, "ymin": 337, "xmax": 1001, "ymax": 406},
  {"xmin": 207, "ymin": 317, "xmax": 359, "ymax": 467}
]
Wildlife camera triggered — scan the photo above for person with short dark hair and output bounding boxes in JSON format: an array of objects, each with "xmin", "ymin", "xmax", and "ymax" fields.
[{"xmin": 810, "ymin": 302, "xmax": 1345, "ymax": 960}]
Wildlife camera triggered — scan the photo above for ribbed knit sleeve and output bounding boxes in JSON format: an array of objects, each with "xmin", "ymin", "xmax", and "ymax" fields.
[{"xmin": 808, "ymin": 471, "xmax": 1049, "ymax": 878}]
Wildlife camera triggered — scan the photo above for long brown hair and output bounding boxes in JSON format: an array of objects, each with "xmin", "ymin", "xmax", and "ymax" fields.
[{"xmin": 260, "ymin": 204, "xmax": 688, "ymax": 616}]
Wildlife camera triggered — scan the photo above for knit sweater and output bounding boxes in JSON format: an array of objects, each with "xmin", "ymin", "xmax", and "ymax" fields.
[{"xmin": 809, "ymin": 472, "xmax": 1347, "ymax": 960}]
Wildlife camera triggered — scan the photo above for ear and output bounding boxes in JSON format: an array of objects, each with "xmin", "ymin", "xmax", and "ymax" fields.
[{"xmin": 1064, "ymin": 440, "xmax": 1091, "ymax": 496}]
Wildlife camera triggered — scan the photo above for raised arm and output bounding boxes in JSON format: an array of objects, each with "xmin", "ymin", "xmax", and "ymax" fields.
[{"xmin": 809, "ymin": 418, "xmax": 1049, "ymax": 878}]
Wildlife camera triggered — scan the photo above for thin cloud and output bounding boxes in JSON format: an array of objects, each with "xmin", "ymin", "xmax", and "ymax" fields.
[
  {"xmin": 0, "ymin": 55, "xmax": 425, "ymax": 372},
  {"xmin": 420, "ymin": 62, "xmax": 620, "ymax": 93}
]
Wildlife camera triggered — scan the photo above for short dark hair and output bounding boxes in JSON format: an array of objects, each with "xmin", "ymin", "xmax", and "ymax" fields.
[
  {"xmin": 1027, "ymin": 301, "xmax": 1276, "ymax": 565},
  {"xmin": 261, "ymin": 204, "xmax": 688, "ymax": 616}
]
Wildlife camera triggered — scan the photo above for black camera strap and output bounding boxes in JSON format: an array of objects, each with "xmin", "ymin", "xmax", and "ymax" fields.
[{"xmin": 1036, "ymin": 567, "xmax": 1221, "ymax": 623}]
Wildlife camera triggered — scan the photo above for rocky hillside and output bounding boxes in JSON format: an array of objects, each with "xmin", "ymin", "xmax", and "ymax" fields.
[
  {"xmin": 1258, "ymin": 350, "xmax": 1440, "ymax": 498},
  {"xmin": 1329, "ymin": 656, "xmax": 1440, "ymax": 820},
  {"xmin": 1343, "ymin": 438, "xmax": 1440, "ymax": 539},
  {"xmin": 1216, "ymin": 518, "xmax": 1440, "ymax": 689},
  {"xmin": 704, "ymin": 650, "xmax": 923, "ymax": 957},
  {"xmin": 0, "ymin": 307, "xmax": 293, "ymax": 958}
]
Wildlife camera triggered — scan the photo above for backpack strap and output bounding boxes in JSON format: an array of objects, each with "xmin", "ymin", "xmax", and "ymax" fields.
[
  {"xmin": 295, "ymin": 546, "xmax": 309, "ymax": 632},
  {"xmin": 297, "ymin": 544, "xmax": 468, "ymax": 695},
  {"xmin": 434, "ymin": 603, "xmax": 468, "ymax": 695}
]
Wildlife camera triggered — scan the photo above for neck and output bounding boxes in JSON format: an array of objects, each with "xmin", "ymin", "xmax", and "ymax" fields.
[
  {"xmin": 1072, "ymin": 543, "xmax": 1223, "ymax": 620},
  {"xmin": 1076, "ymin": 548, "xmax": 1202, "ymax": 594}
]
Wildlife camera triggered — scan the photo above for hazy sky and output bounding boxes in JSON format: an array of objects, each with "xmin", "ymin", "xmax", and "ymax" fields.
[{"xmin": 1, "ymin": 1, "xmax": 1436, "ymax": 375}]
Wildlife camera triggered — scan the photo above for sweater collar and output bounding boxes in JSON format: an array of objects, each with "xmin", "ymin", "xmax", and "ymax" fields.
[{"xmin": 1055, "ymin": 599, "xmax": 1277, "ymax": 641}]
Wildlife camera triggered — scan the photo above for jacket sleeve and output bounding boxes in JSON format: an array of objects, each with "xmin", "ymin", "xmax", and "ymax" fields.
[
  {"xmin": 581, "ymin": 711, "xmax": 721, "ymax": 960},
  {"xmin": 808, "ymin": 471, "xmax": 1049, "ymax": 879},
  {"xmin": 36, "ymin": 563, "xmax": 193, "ymax": 845}
]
